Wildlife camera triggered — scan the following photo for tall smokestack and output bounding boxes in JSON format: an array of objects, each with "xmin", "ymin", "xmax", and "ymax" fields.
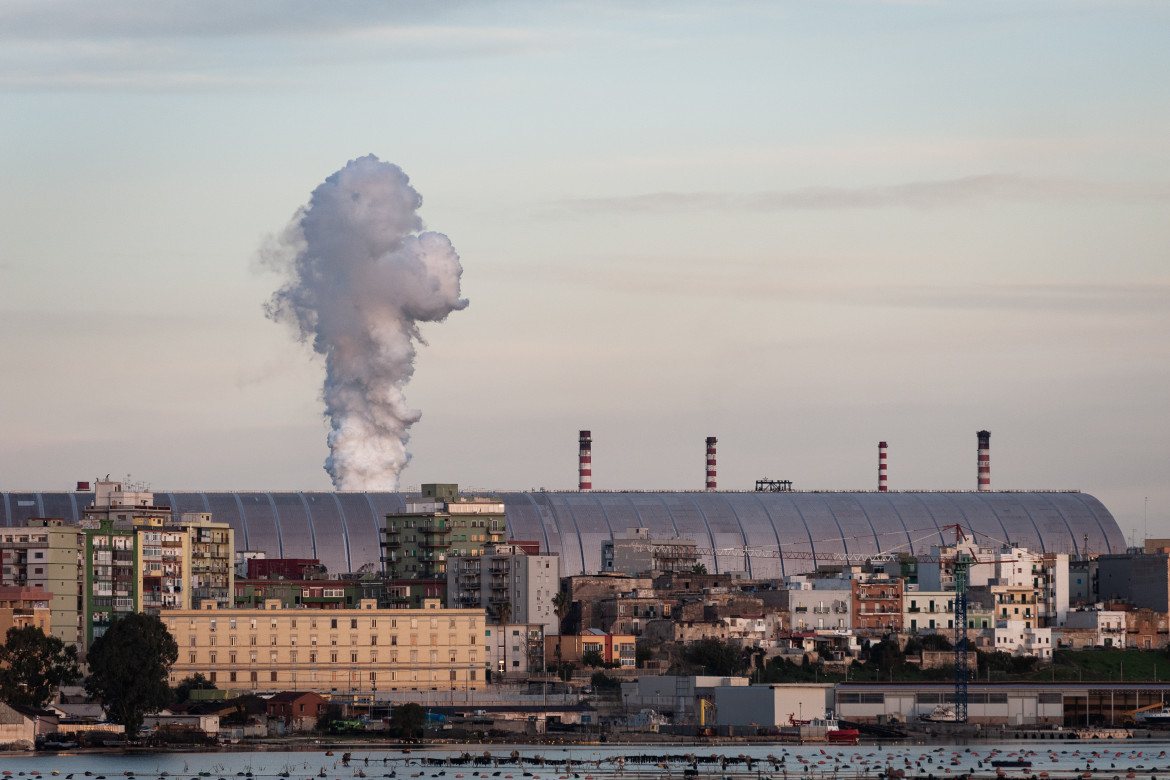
[
  {"xmin": 878, "ymin": 441, "xmax": 888, "ymax": 492},
  {"xmin": 705, "ymin": 436, "xmax": 717, "ymax": 491},
  {"xmin": 977, "ymin": 430, "xmax": 991, "ymax": 492},
  {"xmin": 578, "ymin": 430, "xmax": 592, "ymax": 491}
]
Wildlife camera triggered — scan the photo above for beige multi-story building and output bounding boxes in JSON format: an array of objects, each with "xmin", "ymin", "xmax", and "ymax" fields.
[
  {"xmin": 181, "ymin": 513, "xmax": 234, "ymax": 609},
  {"xmin": 0, "ymin": 519, "xmax": 84, "ymax": 648},
  {"xmin": 162, "ymin": 599, "xmax": 489, "ymax": 695}
]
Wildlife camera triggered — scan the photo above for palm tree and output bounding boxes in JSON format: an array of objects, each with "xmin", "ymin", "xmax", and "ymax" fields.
[
  {"xmin": 495, "ymin": 601, "xmax": 512, "ymax": 625},
  {"xmin": 552, "ymin": 589, "xmax": 570, "ymax": 633}
]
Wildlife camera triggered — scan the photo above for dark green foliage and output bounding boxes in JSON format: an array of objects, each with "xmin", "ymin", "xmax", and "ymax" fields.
[
  {"xmin": 635, "ymin": 643, "xmax": 653, "ymax": 668},
  {"xmin": 920, "ymin": 633, "xmax": 954, "ymax": 652},
  {"xmin": 85, "ymin": 612, "xmax": 178, "ymax": 737},
  {"xmin": 581, "ymin": 649, "xmax": 605, "ymax": 668},
  {"xmin": 756, "ymin": 654, "xmax": 823, "ymax": 683},
  {"xmin": 172, "ymin": 672, "xmax": 216, "ymax": 704},
  {"xmin": 681, "ymin": 638, "xmax": 748, "ymax": 676},
  {"xmin": 691, "ymin": 563, "xmax": 708, "ymax": 574},
  {"xmin": 316, "ymin": 703, "xmax": 344, "ymax": 732},
  {"xmin": 389, "ymin": 702, "xmax": 425, "ymax": 739},
  {"xmin": 865, "ymin": 638, "xmax": 905, "ymax": 670},
  {"xmin": 590, "ymin": 671, "xmax": 622, "ymax": 690},
  {"xmin": 0, "ymin": 625, "xmax": 80, "ymax": 707}
]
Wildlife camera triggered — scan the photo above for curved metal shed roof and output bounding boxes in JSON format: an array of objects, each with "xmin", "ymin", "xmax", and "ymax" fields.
[{"xmin": 2, "ymin": 489, "xmax": 1123, "ymax": 578}]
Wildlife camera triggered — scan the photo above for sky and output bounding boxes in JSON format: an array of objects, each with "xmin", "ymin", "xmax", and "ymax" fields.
[{"xmin": 1, "ymin": 1, "xmax": 1167, "ymax": 540}]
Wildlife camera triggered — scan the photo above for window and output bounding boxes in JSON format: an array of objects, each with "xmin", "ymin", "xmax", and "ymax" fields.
[
  {"xmin": 331, "ymin": 618, "xmax": 338, "ymax": 629},
  {"xmin": 351, "ymin": 618, "xmax": 358, "ymax": 629}
]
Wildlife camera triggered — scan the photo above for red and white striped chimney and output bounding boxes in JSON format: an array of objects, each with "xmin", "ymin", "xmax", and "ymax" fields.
[
  {"xmin": 578, "ymin": 430, "xmax": 592, "ymax": 491},
  {"xmin": 977, "ymin": 430, "xmax": 991, "ymax": 492},
  {"xmin": 705, "ymin": 436, "xmax": 717, "ymax": 490},
  {"xmin": 878, "ymin": 441, "xmax": 888, "ymax": 492}
]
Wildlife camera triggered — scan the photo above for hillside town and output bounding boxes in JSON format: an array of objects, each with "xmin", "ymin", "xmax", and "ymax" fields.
[{"xmin": 3, "ymin": 480, "xmax": 1170, "ymax": 749}]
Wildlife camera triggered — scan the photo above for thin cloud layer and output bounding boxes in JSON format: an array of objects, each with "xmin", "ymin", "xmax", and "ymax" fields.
[{"xmin": 553, "ymin": 175, "xmax": 1170, "ymax": 215}]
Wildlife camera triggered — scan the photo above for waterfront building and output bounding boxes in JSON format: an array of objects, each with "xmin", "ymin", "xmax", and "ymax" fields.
[{"xmin": 162, "ymin": 598, "xmax": 488, "ymax": 694}]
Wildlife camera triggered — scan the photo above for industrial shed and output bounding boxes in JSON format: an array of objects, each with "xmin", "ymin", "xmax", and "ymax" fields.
[{"xmin": 2, "ymin": 489, "xmax": 1125, "ymax": 578}]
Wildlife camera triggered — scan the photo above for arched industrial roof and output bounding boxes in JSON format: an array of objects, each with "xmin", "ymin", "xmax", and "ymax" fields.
[{"xmin": 1, "ymin": 490, "xmax": 1123, "ymax": 578}]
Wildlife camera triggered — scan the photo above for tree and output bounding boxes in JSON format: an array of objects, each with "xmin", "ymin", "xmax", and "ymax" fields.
[
  {"xmin": 0, "ymin": 624, "xmax": 80, "ymax": 707},
  {"xmin": 388, "ymin": 702, "xmax": 425, "ymax": 739},
  {"xmin": 172, "ymin": 672, "xmax": 217, "ymax": 704},
  {"xmin": 552, "ymin": 589, "xmax": 570, "ymax": 633},
  {"xmin": 581, "ymin": 649, "xmax": 605, "ymax": 668},
  {"xmin": 85, "ymin": 612, "xmax": 178, "ymax": 737},
  {"xmin": 681, "ymin": 638, "xmax": 748, "ymax": 676},
  {"xmin": 691, "ymin": 563, "xmax": 708, "ymax": 574},
  {"xmin": 494, "ymin": 601, "xmax": 512, "ymax": 625}
]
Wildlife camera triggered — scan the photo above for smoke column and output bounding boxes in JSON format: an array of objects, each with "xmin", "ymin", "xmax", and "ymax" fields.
[{"xmin": 263, "ymin": 155, "xmax": 468, "ymax": 490}]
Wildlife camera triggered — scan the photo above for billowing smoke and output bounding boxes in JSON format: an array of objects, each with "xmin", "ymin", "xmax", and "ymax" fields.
[{"xmin": 263, "ymin": 155, "xmax": 467, "ymax": 490}]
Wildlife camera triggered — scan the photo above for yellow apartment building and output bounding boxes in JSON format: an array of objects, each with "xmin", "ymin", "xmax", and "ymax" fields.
[{"xmin": 162, "ymin": 599, "xmax": 489, "ymax": 694}]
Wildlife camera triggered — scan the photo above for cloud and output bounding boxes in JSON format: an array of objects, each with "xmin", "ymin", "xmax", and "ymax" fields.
[
  {"xmin": 550, "ymin": 174, "xmax": 1170, "ymax": 215},
  {"xmin": 0, "ymin": 1, "xmax": 545, "ymax": 90}
]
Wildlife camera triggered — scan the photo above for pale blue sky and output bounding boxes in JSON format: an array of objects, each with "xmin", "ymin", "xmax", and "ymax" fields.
[{"xmin": 1, "ymin": 1, "xmax": 1167, "ymax": 540}]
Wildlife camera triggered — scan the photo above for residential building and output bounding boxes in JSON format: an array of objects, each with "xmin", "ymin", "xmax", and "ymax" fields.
[
  {"xmin": 0, "ymin": 585, "xmax": 52, "ymax": 635},
  {"xmin": 902, "ymin": 590, "xmax": 954, "ymax": 634},
  {"xmin": 992, "ymin": 619, "xmax": 1053, "ymax": 659},
  {"xmin": 485, "ymin": 622, "xmax": 545, "ymax": 678},
  {"xmin": 266, "ymin": 691, "xmax": 328, "ymax": 732},
  {"xmin": 82, "ymin": 517, "xmax": 138, "ymax": 644},
  {"xmin": 1098, "ymin": 552, "xmax": 1170, "ymax": 612},
  {"xmin": 1059, "ymin": 608, "xmax": 1127, "ymax": 648},
  {"xmin": 788, "ymin": 580, "xmax": 851, "ymax": 632},
  {"xmin": 382, "ymin": 484, "xmax": 506, "ymax": 582},
  {"xmin": 182, "ymin": 513, "xmax": 235, "ymax": 609},
  {"xmin": 447, "ymin": 543, "xmax": 560, "ymax": 634},
  {"xmin": 0, "ymin": 518, "xmax": 83, "ymax": 648},
  {"xmin": 601, "ymin": 527, "xmax": 699, "ymax": 576},
  {"xmin": 234, "ymin": 579, "xmax": 362, "ymax": 609},
  {"xmin": 545, "ymin": 628, "xmax": 636, "ymax": 668},
  {"xmin": 162, "ymin": 599, "xmax": 489, "ymax": 694},
  {"xmin": 81, "ymin": 480, "xmax": 172, "ymax": 529},
  {"xmin": 851, "ymin": 575, "xmax": 903, "ymax": 635}
]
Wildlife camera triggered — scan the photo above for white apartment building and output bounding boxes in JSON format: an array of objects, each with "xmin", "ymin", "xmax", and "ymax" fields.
[
  {"xmin": 788, "ymin": 580, "xmax": 852, "ymax": 631},
  {"xmin": 1061, "ymin": 608, "xmax": 1127, "ymax": 648},
  {"xmin": 903, "ymin": 590, "xmax": 954, "ymax": 634}
]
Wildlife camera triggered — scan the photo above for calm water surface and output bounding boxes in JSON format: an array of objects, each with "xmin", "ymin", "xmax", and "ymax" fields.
[{"xmin": 5, "ymin": 742, "xmax": 1170, "ymax": 778}]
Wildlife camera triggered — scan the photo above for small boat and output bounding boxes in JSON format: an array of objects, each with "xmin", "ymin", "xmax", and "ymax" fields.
[
  {"xmin": 992, "ymin": 761, "xmax": 1033, "ymax": 769},
  {"xmin": 920, "ymin": 706, "xmax": 961, "ymax": 723}
]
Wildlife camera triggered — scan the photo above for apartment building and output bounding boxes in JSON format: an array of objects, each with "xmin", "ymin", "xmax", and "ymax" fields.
[
  {"xmin": 382, "ymin": 484, "xmax": 506, "ymax": 581},
  {"xmin": 446, "ymin": 543, "xmax": 560, "ymax": 634},
  {"xmin": 852, "ymin": 575, "xmax": 903, "ymax": 635},
  {"xmin": 162, "ymin": 599, "xmax": 489, "ymax": 694},
  {"xmin": 0, "ymin": 519, "xmax": 83, "ymax": 647}
]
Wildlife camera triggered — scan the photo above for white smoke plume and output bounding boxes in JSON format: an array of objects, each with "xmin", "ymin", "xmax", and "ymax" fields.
[{"xmin": 263, "ymin": 155, "xmax": 468, "ymax": 490}]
